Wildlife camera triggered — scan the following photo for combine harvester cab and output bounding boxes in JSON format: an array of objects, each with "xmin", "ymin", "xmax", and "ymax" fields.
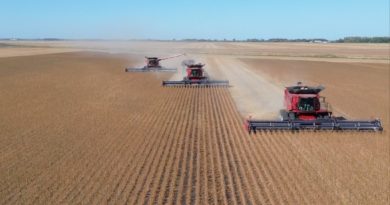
[
  {"xmin": 245, "ymin": 82, "xmax": 383, "ymax": 134},
  {"xmin": 162, "ymin": 63, "xmax": 229, "ymax": 87},
  {"xmin": 125, "ymin": 54, "xmax": 185, "ymax": 72}
]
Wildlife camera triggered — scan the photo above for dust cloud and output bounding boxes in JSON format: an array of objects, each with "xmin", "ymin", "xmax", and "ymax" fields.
[
  {"xmin": 8, "ymin": 40, "xmax": 286, "ymax": 119},
  {"xmin": 203, "ymin": 56, "xmax": 284, "ymax": 119}
]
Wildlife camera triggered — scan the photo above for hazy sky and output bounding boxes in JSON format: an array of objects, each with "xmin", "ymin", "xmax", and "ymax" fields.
[{"xmin": 1, "ymin": 0, "xmax": 389, "ymax": 40}]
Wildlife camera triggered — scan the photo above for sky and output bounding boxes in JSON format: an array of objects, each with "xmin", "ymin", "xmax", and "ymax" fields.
[{"xmin": 1, "ymin": 0, "xmax": 389, "ymax": 40}]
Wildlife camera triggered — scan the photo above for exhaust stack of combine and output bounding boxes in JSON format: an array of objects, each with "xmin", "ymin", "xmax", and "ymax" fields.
[
  {"xmin": 245, "ymin": 82, "xmax": 383, "ymax": 133},
  {"xmin": 125, "ymin": 54, "xmax": 185, "ymax": 72},
  {"xmin": 162, "ymin": 62, "xmax": 229, "ymax": 87}
]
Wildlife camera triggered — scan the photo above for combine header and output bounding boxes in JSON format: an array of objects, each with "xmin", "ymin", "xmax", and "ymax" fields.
[
  {"xmin": 246, "ymin": 82, "xmax": 383, "ymax": 133},
  {"xmin": 162, "ymin": 62, "xmax": 229, "ymax": 87},
  {"xmin": 125, "ymin": 54, "xmax": 185, "ymax": 72}
]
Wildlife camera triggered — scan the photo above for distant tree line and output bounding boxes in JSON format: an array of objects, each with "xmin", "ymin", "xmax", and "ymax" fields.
[
  {"xmin": 260, "ymin": 38, "xmax": 329, "ymax": 42},
  {"xmin": 1, "ymin": 36, "xmax": 389, "ymax": 43},
  {"xmin": 181, "ymin": 37, "xmax": 389, "ymax": 43},
  {"xmin": 180, "ymin": 38, "xmax": 329, "ymax": 42},
  {"xmin": 333, "ymin": 36, "xmax": 390, "ymax": 43},
  {"xmin": 181, "ymin": 38, "xmax": 222, "ymax": 42}
]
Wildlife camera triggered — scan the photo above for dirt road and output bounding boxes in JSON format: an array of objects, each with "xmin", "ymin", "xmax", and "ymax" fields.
[{"xmin": 202, "ymin": 56, "xmax": 284, "ymax": 119}]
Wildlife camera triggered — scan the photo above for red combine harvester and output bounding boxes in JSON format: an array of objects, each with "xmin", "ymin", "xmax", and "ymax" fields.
[
  {"xmin": 245, "ymin": 82, "xmax": 383, "ymax": 133},
  {"xmin": 162, "ymin": 62, "xmax": 229, "ymax": 87},
  {"xmin": 125, "ymin": 54, "xmax": 185, "ymax": 72}
]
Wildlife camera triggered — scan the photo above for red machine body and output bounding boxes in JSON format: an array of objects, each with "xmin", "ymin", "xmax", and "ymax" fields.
[
  {"xmin": 245, "ymin": 82, "xmax": 383, "ymax": 132},
  {"xmin": 184, "ymin": 64, "xmax": 207, "ymax": 81},
  {"xmin": 162, "ymin": 62, "xmax": 229, "ymax": 87},
  {"xmin": 281, "ymin": 83, "xmax": 332, "ymax": 121},
  {"xmin": 125, "ymin": 54, "xmax": 185, "ymax": 72},
  {"xmin": 144, "ymin": 54, "xmax": 186, "ymax": 68}
]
